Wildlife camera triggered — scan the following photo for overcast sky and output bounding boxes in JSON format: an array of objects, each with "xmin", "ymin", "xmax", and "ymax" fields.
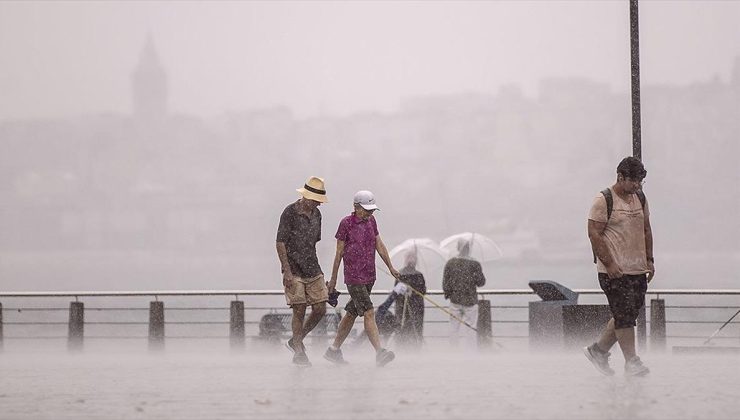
[{"xmin": 1, "ymin": 1, "xmax": 739, "ymax": 120}]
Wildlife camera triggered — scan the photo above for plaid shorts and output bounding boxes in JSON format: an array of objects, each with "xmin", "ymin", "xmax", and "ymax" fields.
[
  {"xmin": 344, "ymin": 283, "xmax": 374, "ymax": 317},
  {"xmin": 598, "ymin": 273, "xmax": 647, "ymax": 329}
]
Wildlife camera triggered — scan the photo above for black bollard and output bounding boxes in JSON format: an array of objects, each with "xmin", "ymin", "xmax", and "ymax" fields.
[
  {"xmin": 230, "ymin": 300, "xmax": 245, "ymax": 349},
  {"xmin": 637, "ymin": 299, "xmax": 647, "ymax": 351},
  {"xmin": 149, "ymin": 301, "xmax": 165, "ymax": 350},
  {"xmin": 0, "ymin": 301, "xmax": 3, "ymax": 349},
  {"xmin": 650, "ymin": 298, "xmax": 666, "ymax": 351},
  {"xmin": 477, "ymin": 299, "xmax": 492, "ymax": 348},
  {"xmin": 68, "ymin": 301, "xmax": 84, "ymax": 351}
]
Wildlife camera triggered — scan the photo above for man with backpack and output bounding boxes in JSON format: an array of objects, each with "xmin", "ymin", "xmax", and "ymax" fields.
[{"xmin": 584, "ymin": 156, "xmax": 655, "ymax": 377}]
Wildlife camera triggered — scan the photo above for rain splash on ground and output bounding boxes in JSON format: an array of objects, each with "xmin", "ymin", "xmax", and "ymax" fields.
[{"xmin": 1, "ymin": 340, "xmax": 738, "ymax": 420}]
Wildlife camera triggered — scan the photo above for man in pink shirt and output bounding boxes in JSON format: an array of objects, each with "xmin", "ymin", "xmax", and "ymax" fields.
[{"xmin": 325, "ymin": 190, "xmax": 400, "ymax": 367}]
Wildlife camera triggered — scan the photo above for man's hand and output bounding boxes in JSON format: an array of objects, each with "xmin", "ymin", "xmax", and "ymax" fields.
[
  {"xmin": 327, "ymin": 277, "xmax": 337, "ymax": 293},
  {"xmin": 390, "ymin": 267, "xmax": 400, "ymax": 279},
  {"xmin": 646, "ymin": 260, "xmax": 655, "ymax": 283},
  {"xmin": 605, "ymin": 262, "xmax": 623, "ymax": 279},
  {"xmin": 282, "ymin": 271, "xmax": 294, "ymax": 288}
]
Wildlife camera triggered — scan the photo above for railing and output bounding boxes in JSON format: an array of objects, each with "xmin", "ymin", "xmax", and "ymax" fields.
[{"xmin": 1, "ymin": 289, "xmax": 739, "ymax": 350}]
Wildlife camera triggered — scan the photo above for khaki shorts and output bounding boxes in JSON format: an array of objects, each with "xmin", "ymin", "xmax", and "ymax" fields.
[{"xmin": 284, "ymin": 274, "xmax": 329, "ymax": 307}]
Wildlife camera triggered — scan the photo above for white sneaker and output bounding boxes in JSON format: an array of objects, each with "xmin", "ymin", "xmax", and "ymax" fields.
[
  {"xmin": 583, "ymin": 344, "xmax": 615, "ymax": 376},
  {"xmin": 624, "ymin": 356, "xmax": 650, "ymax": 377}
]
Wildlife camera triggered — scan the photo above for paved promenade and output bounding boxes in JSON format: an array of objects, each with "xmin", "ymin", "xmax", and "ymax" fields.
[{"xmin": 1, "ymin": 342, "xmax": 738, "ymax": 420}]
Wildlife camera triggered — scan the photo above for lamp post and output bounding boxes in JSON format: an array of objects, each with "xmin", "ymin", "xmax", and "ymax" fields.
[{"xmin": 630, "ymin": 0, "xmax": 642, "ymax": 161}]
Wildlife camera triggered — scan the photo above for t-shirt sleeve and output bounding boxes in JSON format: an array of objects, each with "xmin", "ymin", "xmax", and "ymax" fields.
[
  {"xmin": 588, "ymin": 194, "xmax": 608, "ymax": 223},
  {"xmin": 335, "ymin": 218, "xmax": 348, "ymax": 242},
  {"xmin": 276, "ymin": 208, "xmax": 291, "ymax": 242}
]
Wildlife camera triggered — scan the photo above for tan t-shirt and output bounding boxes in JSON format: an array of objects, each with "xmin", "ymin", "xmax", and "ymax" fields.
[{"xmin": 588, "ymin": 188, "xmax": 650, "ymax": 275}]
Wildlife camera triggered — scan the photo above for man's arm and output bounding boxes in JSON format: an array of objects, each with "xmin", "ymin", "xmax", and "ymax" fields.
[
  {"xmin": 644, "ymin": 213, "xmax": 655, "ymax": 282},
  {"xmin": 275, "ymin": 242, "xmax": 293, "ymax": 287},
  {"xmin": 375, "ymin": 235, "xmax": 400, "ymax": 279},
  {"xmin": 587, "ymin": 219, "xmax": 622, "ymax": 279},
  {"xmin": 328, "ymin": 239, "xmax": 345, "ymax": 292},
  {"xmin": 442, "ymin": 263, "xmax": 452, "ymax": 299}
]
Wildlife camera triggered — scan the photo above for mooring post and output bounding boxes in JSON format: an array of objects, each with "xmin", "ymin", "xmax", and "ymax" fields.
[
  {"xmin": 68, "ymin": 301, "xmax": 84, "ymax": 351},
  {"xmin": 650, "ymin": 298, "xmax": 666, "ymax": 351},
  {"xmin": 477, "ymin": 299, "xmax": 492, "ymax": 348},
  {"xmin": 0, "ymin": 301, "xmax": 4, "ymax": 349},
  {"xmin": 149, "ymin": 300, "xmax": 165, "ymax": 350},
  {"xmin": 637, "ymin": 299, "xmax": 647, "ymax": 351},
  {"xmin": 230, "ymin": 300, "xmax": 245, "ymax": 348}
]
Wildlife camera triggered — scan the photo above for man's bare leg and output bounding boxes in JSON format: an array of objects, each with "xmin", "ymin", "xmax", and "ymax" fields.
[
  {"xmin": 332, "ymin": 312, "xmax": 356, "ymax": 349},
  {"xmin": 363, "ymin": 308, "xmax": 382, "ymax": 351},
  {"xmin": 301, "ymin": 303, "xmax": 326, "ymax": 339},
  {"xmin": 615, "ymin": 326, "xmax": 637, "ymax": 361},
  {"xmin": 597, "ymin": 318, "xmax": 618, "ymax": 352},
  {"xmin": 291, "ymin": 304, "xmax": 307, "ymax": 345}
]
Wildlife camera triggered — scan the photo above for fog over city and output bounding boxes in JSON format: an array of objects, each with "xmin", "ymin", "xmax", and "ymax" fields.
[{"xmin": 1, "ymin": 1, "xmax": 739, "ymax": 292}]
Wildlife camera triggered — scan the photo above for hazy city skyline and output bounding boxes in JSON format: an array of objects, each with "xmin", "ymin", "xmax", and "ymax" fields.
[{"xmin": 2, "ymin": 1, "xmax": 740, "ymax": 120}]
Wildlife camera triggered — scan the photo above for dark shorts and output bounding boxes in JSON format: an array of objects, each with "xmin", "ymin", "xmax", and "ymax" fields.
[
  {"xmin": 598, "ymin": 273, "xmax": 647, "ymax": 329},
  {"xmin": 344, "ymin": 283, "xmax": 374, "ymax": 317}
]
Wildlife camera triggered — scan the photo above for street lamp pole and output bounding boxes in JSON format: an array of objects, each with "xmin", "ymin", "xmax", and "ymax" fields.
[{"xmin": 630, "ymin": 0, "xmax": 642, "ymax": 161}]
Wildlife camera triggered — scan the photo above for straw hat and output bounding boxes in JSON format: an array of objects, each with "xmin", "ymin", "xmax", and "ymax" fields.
[{"xmin": 296, "ymin": 176, "xmax": 328, "ymax": 203}]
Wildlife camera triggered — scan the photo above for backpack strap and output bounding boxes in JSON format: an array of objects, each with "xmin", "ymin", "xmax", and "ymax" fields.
[
  {"xmin": 601, "ymin": 188, "xmax": 614, "ymax": 220},
  {"xmin": 593, "ymin": 188, "xmax": 613, "ymax": 264},
  {"xmin": 636, "ymin": 190, "xmax": 646, "ymax": 210}
]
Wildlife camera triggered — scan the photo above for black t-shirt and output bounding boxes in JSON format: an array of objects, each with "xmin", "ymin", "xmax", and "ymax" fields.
[{"xmin": 276, "ymin": 201, "xmax": 323, "ymax": 278}]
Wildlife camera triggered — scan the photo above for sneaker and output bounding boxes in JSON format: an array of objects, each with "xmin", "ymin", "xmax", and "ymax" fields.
[
  {"xmin": 285, "ymin": 337, "xmax": 306, "ymax": 354},
  {"xmin": 583, "ymin": 344, "xmax": 615, "ymax": 376},
  {"xmin": 292, "ymin": 351, "xmax": 312, "ymax": 367},
  {"xmin": 323, "ymin": 347, "xmax": 348, "ymax": 365},
  {"xmin": 624, "ymin": 356, "xmax": 650, "ymax": 377},
  {"xmin": 376, "ymin": 348, "xmax": 395, "ymax": 367}
]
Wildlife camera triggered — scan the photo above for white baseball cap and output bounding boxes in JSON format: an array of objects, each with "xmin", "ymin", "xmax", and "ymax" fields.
[{"xmin": 353, "ymin": 190, "xmax": 379, "ymax": 211}]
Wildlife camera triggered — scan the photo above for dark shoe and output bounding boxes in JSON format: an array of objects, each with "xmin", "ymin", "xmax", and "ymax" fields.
[
  {"xmin": 285, "ymin": 337, "xmax": 305, "ymax": 354},
  {"xmin": 376, "ymin": 348, "xmax": 395, "ymax": 367},
  {"xmin": 624, "ymin": 356, "xmax": 650, "ymax": 377},
  {"xmin": 323, "ymin": 347, "xmax": 348, "ymax": 365},
  {"xmin": 583, "ymin": 344, "xmax": 615, "ymax": 376},
  {"xmin": 292, "ymin": 351, "xmax": 312, "ymax": 367}
]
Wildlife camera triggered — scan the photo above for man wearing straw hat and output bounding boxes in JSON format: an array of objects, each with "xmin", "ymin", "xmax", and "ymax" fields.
[
  {"xmin": 324, "ymin": 190, "xmax": 400, "ymax": 367},
  {"xmin": 276, "ymin": 176, "xmax": 329, "ymax": 367}
]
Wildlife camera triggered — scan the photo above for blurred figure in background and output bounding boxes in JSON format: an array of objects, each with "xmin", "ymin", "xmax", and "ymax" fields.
[
  {"xmin": 443, "ymin": 240, "xmax": 486, "ymax": 349},
  {"xmin": 395, "ymin": 251, "xmax": 427, "ymax": 349}
]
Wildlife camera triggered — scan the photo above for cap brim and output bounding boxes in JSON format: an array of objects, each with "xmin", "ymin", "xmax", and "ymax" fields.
[
  {"xmin": 359, "ymin": 203, "xmax": 379, "ymax": 211},
  {"xmin": 297, "ymin": 188, "xmax": 328, "ymax": 203}
]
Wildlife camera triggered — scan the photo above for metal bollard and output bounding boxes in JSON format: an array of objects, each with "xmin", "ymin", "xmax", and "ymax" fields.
[
  {"xmin": 477, "ymin": 299, "xmax": 492, "ymax": 348},
  {"xmin": 650, "ymin": 298, "xmax": 666, "ymax": 351},
  {"xmin": 230, "ymin": 300, "xmax": 245, "ymax": 348},
  {"xmin": 149, "ymin": 301, "xmax": 165, "ymax": 350},
  {"xmin": 0, "ymin": 301, "xmax": 4, "ymax": 349},
  {"xmin": 68, "ymin": 301, "xmax": 84, "ymax": 351},
  {"xmin": 637, "ymin": 300, "xmax": 647, "ymax": 351}
]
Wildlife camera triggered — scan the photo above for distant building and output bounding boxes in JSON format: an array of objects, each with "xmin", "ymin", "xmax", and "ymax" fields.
[{"xmin": 131, "ymin": 35, "xmax": 168, "ymax": 124}]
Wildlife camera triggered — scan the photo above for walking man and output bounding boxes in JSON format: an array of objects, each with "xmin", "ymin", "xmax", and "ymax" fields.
[
  {"xmin": 324, "ymin": 190, "xmax": 400, "ymax": 367},
  {"xmin": 442, "ymin": 240, "xmax": 486, "ymax": 348},
  {"xmin": 276, "ymin": 176, "xmax": 329, "ymax": 366},
  {"xmin": 584, "ymin": 156, "xmax": 654, "ymax": 376}
]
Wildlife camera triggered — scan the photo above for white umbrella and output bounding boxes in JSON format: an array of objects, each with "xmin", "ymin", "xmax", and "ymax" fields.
[
  {"xmin": 440, "ymin": 232, "xmax": 503, "ymax": 262},
  {"xmin": 384, "ymin": 238, "xmax": 448, "ymax": 275}
]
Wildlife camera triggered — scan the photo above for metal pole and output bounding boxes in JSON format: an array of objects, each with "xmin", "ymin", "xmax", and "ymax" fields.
[
  {"xmin": 650, "ymin": 299, "xmax": 666, "ymax": 351},
  {"xmin": 68, "ymin": 301, "xmax": 84, "ymax": 351},
  {"xmin": 630, "ymin": 0, "xmax": 642, "ymax": 160},
  {"xmin": 229, "ymin": 300, "xmax": 245, "ymax": 348},
  {"xmin": 0, "ymin": 302, "xmax": 3, "ymax": 349},
  {"xmin": 477, "ymin": 299, "xmax": 492, "ymax": 348},
  {"xmin": 149, "ymin": 301, "xmax": 165, "ymax": 350}
]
